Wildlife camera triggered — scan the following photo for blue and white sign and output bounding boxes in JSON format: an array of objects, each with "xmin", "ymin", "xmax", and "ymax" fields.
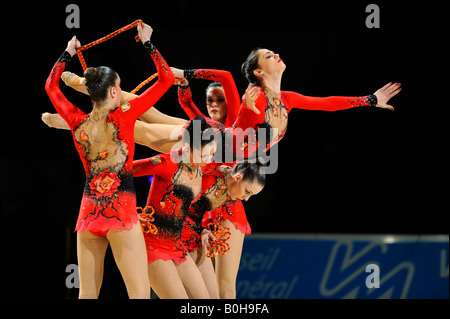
[{"xmin": 236, "ymin": 234, "xmax": 449, "ymax": 299}]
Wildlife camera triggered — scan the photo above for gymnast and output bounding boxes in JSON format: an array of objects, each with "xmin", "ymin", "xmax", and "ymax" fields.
[
  {"xmin": 233, "ymin": 48, "xmax": 402, "ymax": 156},
  {"xmin": 180, "ymin": 161, "xmax": 266, "ymax": 299},
  {"xmin": 44, "ymin": 22, "xmax": 174, "ymax": 298}
]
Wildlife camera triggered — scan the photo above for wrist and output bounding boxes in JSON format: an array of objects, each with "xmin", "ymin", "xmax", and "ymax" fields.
[
  {"xmin": 367, "ymin": 94, "xmax": 378, "ymax": 107},
  {"xmin": 143, "ymin": 40, "xmax": 155, "ymax": 54},
  {"xmin": 59, "ymin": 51, "xmax": 72, "ymax": 63},
  {"xmin": 177, "ymin": 79, "xmax": 189, "ymax": 87},
  {"xmin": 65, "ymin": 48, "xmax": 76, "ymax": 57},
  {"xmin": 184, "ymin": 69, "xmax": 196, "ymax": 79}
]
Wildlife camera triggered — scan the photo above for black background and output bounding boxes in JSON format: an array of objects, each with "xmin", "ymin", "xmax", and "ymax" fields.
[{"xmin": 2, "ymin": 0, "xmax": 446, "ymax": 300}]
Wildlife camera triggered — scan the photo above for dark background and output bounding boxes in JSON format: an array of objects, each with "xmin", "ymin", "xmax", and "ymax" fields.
[{"xmin": 2, "ymin": 0, "xmax": 446, "ymax": 299}]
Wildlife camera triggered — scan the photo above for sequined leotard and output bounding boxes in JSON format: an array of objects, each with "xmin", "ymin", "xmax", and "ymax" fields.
[{"xmin": 45, "ymin": 41, "xmax": 174, "ymax": 237}]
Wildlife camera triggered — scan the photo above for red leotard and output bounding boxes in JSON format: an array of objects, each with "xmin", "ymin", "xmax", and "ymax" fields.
[
  {"xmin": 181, "ymin": 164, "xmax": 233, "ymax": 251},
  {"xmin": 202, "ymin": 198, "xmax": 250, "ymax": 235},
  {"xmin": 45, "ymin": 42, "xmax": 174, "ymax": 237},
  {"xmin": 133, "ymin": 150, "xmax": 204, "ymax": 264}
]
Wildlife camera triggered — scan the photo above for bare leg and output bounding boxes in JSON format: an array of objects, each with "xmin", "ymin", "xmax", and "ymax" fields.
[
  {"xmin": 176, "ymin": 255, "xmax": 211, "ymax": 299},
  {"xmin": 107, "ymin": 222, "xmax": 150, "ymax": 299},
  {"xmin": 215, "ymin": 219, "xmax": 245, "ymax": 299},
  {"xmin": 77, "ymin": 231, "xmax": 109, "ymax": 299},
  {"xmin": 139, "ymin": 106, "xmax": 187, "ymax": 125},
  {"xmin": 62, "ymin": 71, "xmax": 89, "ymax": 95},
  {"xmin": 134, "ymin": 121, "xmax": 184, "ymax": 153},
  {"xmin": 147, "ymin": 259, "xmax": 189, "ymax": 299},
  {"xmin": 190, "ymin": 250, "xmax": 220, "ymax": 299}
]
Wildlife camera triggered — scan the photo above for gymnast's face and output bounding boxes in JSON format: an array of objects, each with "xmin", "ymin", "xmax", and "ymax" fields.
[
  {"xmin": 206, "ymin": 86, "xmax": 228, "ymax": 123},
  {"xmin": 227, "ymin": 173, "xmax": 264, "ymax": 201},
  {"xmin": 254, "ymin": 49, "xmax": 286, "ymax": 79}
]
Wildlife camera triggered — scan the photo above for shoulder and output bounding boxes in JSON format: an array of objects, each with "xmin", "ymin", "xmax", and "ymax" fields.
[{"xmin": 202, "ymin": 163, "xmax": 223, "ymax": 175}]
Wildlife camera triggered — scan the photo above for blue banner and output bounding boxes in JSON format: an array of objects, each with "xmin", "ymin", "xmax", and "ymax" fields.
[{"xmin": 236, "ymin": 234, "xmax": 449, "ymax": 299}]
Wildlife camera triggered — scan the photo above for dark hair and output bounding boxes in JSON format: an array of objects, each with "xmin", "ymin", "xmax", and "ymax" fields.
[
  {"xmin": 183, "ymin": 116, "xmax": 221, "ymax": 150},
  {"xmin": 241, "ymin": 47, "xmax": 262, "ymax": 87},
  {"xmin": 84, "ymin": 66, "xmax": 119, "ymax": 103},
  {"xmin": 233, "ymin": 161, "xmax": 266, "ymax": 186},
  {"xmin": 206, "ymin": 81, "xmax": 222, "ymax": 92}
]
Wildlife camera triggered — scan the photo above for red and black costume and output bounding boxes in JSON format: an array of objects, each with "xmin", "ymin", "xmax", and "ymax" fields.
[
  {"xmin": 177, "ymin": 69, "xmax": 251, "ymax": 237},
  {"xmin": 133, "ymin": 150, "xmax": 205, "ymax": 264},
  {"xmin": 45, "ymin": 41, "xmax": 174, "ymax": 237},
  {"xmin": 181, "ymin": 164, "xmax": 233, "ymax": 251}
]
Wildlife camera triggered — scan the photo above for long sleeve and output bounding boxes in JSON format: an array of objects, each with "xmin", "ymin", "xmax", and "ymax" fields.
[
  {"xmin": 121, "ymin": 41, "xmax": 175, "ymax": 121},
  {"xmin": 45, "ymin": 52, "xmax": 86, "ymax": 129},
  {"xmin": 132, "ymin": 154, "xmax": 167, "ymax": 177},
  {"xmin": 283, "ymin": 91, "xmax": 377, "ymax": 112},
  {"xmin": 184, "ymin": 69, "xmax": 241, "ymax": 126},
  {"xmin": 177, "ymin": 84, "xmax": 205, "ymax": 119}
]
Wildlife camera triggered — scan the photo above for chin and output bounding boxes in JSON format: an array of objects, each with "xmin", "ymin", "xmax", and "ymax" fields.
[{"xmin": 211, "ymin": 115, "xmax": 221, "ymax": 122}]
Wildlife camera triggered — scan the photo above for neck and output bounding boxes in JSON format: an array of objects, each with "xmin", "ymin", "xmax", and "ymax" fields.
[
  {"xmin": 93, "ymin": 101, "xmax": 115, "ymax": 112},
  {"xmin": 261, "ymin": 73, "xmax": 282, "ymax": 94},
  {"xmin": 223, "ymin": 167, "xmax": 234, "ymax": 188}
]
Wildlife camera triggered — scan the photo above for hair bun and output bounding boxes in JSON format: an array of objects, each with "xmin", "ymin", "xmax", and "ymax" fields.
[
  {"xmin": 82, "ymin": 66, "xmax": 118, "ymax": 103},
  {"xmin": 84, "ymin": 67, "xmax": 103, "ymax": 87}
]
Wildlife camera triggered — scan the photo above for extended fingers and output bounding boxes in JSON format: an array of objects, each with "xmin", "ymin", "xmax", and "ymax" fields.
[
  {"xmin": 382, "ymin": 82, "xmax": 401, "ymax": 96},
  {"xmin": 388, "ymin": 83, "xmax": 401, "ymax": 96},
  {"xmin": 248, "ymin": 88, "xmax": 259, "ymax": 98}
]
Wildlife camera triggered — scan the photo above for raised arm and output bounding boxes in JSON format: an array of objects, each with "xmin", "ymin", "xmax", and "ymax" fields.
[
  {"xmin": 177, "ymin": 81, "xmax": 205, "ymax": 119},
  {"xmin": 44, "ymin": 36, "xmax": 85, "ymax": 129},
  {"xmin": 182, "ymin": 69, "xmax": 241, "ymax": 126},
  {"xmin": 119, "ymin": 23, "xmax": 175, "ymax": 121}
]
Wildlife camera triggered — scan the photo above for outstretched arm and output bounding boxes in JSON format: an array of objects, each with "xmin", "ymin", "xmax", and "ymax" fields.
[{"xmin": 285, "ymin": 82, "xmax": 401, "ymax": 112}]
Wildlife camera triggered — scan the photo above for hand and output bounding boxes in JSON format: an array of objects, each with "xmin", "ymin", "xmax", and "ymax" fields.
[
  {"xmin": 170, "ymin": 67, "xmax": 188, "ymax": 85},
  {"xmin": 65, "ymin": 35, "xmax": 81, "ymax": 57},
  {"xmin": 137, "ymin": 22, "xmax": 153, "ymax": 44},
  {"xmin": 244, "ymin": 83, "xmax": 261, "ymax": 115},
  {"xmin": 201, "ymin": 229, "xmax": 216, "ymax": 248},
  {"xmin": 170, "ymin": 67, "xmax": 184, "ymax": 78},
  {"xmin": 373, "ymin": 82, "xmax": 401, "ymax": 111}
]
